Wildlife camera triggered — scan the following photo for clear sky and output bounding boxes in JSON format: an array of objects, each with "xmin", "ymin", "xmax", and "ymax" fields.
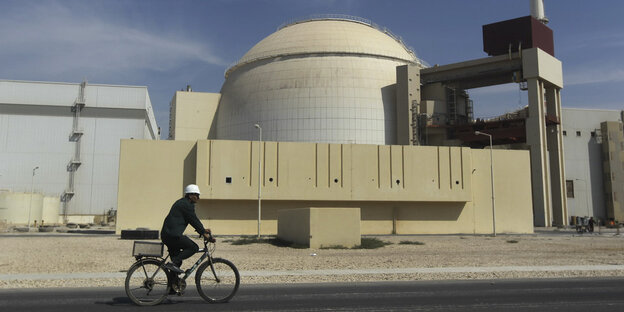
[{"xmin": 1, "ymin": 0, "xmax": 622, "ymax": 139}]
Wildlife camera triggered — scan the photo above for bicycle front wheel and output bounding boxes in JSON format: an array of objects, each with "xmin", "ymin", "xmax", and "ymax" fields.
[
  {"xmin": 125, "ymin": 258, "xmax": 170, "ymax": 306},
  {"xmin": 196, "ymin": 258, "xmax": 240, "ymax": 303}
]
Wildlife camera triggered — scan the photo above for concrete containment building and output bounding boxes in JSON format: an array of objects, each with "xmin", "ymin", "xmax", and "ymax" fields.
[
  {"xmin": 0, "ymin": 80, "xmax": 158, "ymax": 224},
  {"xmin": 213, "ymin": 17, "xmax": 425, "ymax": 144}
]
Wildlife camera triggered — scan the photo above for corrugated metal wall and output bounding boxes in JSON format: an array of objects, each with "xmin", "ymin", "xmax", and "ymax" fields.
[{"xmin": 0, "ymin": 80, "xmax": 157, "ymax": 215}]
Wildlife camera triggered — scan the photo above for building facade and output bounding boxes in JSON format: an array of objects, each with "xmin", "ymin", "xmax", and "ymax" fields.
[
  {"xmin": 0, "ymin": 80, "xmax": 158, "ymax": 223},
  {"xmin": 601, "ymin": 121, "xmax": 624, "ymax": 222},
  {"xmin": 214, "ymin": 17, "xmax": 425, "ymax": 145},
  {"xmin": 117, "ymin": 139, "xmax": 534, "ymax": 235},
  {"xmin": 561, "ymin": 108, "xmax": 624, "ymax": 222}
]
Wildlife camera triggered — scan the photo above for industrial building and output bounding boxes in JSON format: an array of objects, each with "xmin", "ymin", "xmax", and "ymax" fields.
[
  {"xmin": 117, "ymin": 10, "xmax": 563, "ymax": 236},
  {"xmin": 561, "ymin": 108, "xmax": 624, "ymax": 222},
  {"xmin": 0, "ymin": 80, "xmax": 158, "ymax": 225},
  {"xmin": 3, "ymin": 1, "xmax": 620, "ymax": 238}
]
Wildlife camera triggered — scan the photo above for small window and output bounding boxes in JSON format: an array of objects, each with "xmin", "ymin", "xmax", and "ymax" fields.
[
  {"xmin": 562, "ymin": 130, "xmax": 567, "ymax": 136},
  {"xmin": 566, "ymin": 180, "xmax": 574, "ymax": 198},
  {"xmin": 576, "ymin": 131, "xmax": 581, "ymax": 137},
  {"xmin": 591, "ymin": 131, "xmax": 596, "ymax": 137}
]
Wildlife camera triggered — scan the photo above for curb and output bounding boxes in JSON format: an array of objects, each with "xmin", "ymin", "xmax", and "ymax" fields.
[{"xmin": 2, "ymin": 265, "xmax": 624, "ymax": 281}]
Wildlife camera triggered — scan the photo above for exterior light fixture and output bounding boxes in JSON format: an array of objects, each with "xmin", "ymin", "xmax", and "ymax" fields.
[
  {"xmin": 475, "ymin": 131, "xmax": 496, "ymax": 237},
  {"xmin": 28, "ymin": 166, "xmax": 40, "ymax": 229},
  {"xmin": 254, "ymin": 124, "xmax": 262, "ymax": 238}
]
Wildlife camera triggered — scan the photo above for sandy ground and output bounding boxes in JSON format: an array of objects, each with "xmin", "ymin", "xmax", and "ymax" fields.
[{"xmin": 2, "ymin": 229, "xmax": 624, "ymax": 288}]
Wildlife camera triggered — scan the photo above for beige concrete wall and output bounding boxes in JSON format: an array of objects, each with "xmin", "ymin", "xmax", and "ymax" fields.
[
  {"xmin": 522, "ymin": 48, "xmax": 563, "ymax": 88},
  {"xmin": 116, "ymin": 139, "xmax": 197, "ymax": 232},
  {"xmin": 311, "ymin": 208, "xmax": 360, "ymax": 248},
  {"xmin": 470, "ymin": 149, "xmax": 534, "ymax": 234},
  {"xmin": 278, "ymin": 208, "xmax": 361, "ymax": 248},
  {"xmin": 170, "ymin": 91, "xmax": 220, "ymax": 140},
  {"xmin": 0, "ymin": 192, "xmax": 43, "ymax": 225},
  {"xmin": 117, "ymin": 139, "xmax": 534, "ymax": 235},
  {"xmin": 277, "ymin": 208, "xmax": 311, "ymax": 247},
  {"xmin": 42, "ymin": 196, "xmax": 60, "ymax": 225},
  {"xmin": 65, "ymin": 215, "xmax": 95, "ymax": 224},
  {"xmin": 195, "ymin": 140, "xmax": 471, "ymax": 202}
]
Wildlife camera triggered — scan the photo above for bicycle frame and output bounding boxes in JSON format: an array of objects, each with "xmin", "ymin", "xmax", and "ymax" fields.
[
  {"xmin": 178, "ymin": 242, "xmax": 214, "ymax": 281},
  {"xmin": 133, "ymin": 238, "xmax": 216, "ymax": 283},
  {"xmin": 126, "ymin": 236, "xmax": 239, "ymax": 306}
]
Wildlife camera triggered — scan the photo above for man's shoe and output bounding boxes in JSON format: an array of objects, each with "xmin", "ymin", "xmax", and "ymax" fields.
[{"xmin": 163, "ymin": 262, "xmax": 184, "ymax": 274}]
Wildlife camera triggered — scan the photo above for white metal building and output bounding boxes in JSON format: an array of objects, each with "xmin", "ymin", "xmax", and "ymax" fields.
[
  {"xmin": 0, "ymin": 80, "xmax": 158, "ymax": 221},
  {"xmin": 562, "ymin": 108, "xmax": 624, "ymax": 220}
]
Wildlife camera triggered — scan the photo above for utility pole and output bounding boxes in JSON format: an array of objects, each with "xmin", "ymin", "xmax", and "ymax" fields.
[
  {"xmin": 28, "ymin": 166, "xmax": 39, "ymax": 229},
  {"xmin": 254, "ymin": 124, "xmax": 262, "ymax": 238}
]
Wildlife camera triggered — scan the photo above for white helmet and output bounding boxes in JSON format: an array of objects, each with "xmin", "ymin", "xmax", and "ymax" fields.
[{"xmin": 184, "ymin": 184, "xmax": 201, "ymax": 195}]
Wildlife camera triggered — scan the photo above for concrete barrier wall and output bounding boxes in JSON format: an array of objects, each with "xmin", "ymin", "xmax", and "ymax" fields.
[
  {"xmin": 42, "ymin": 196, "xmax": 60, "ymax": 225},
  {"xmin": 116, "ymin": 139, "xmax": 534, "ymax": 235},
  {"xmin": 277, "ymin": 208, "xmax": 310, "ymax": 247},
  {"xmin": 278, "ymin": 208, "xmax": 361, "ymax": 248},
  {"xmin": 117, "ymin": 139, "xmax": 197, "ymax": 232},
  {"xmin": 194, "ymin": 140, "xmax": 471, "ymax": 202},
  {"xmin": 310, "ymin": 208, "xmax": 361, "ymax": 248}
]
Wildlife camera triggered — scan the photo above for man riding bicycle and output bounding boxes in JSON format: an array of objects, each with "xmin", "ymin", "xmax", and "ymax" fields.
[{"xmin": 161, "ymin": 184, "xmax": 212, "ymax": 274}]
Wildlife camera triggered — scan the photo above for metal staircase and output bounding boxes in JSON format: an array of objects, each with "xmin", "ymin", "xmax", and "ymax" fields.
[
  {"xmin": 446, "ymin": 87, "xmax": 457, "ymax": 125},
  {"xmin": 61, "ymin": 81, "xmax": 86, "ymax": 221}
]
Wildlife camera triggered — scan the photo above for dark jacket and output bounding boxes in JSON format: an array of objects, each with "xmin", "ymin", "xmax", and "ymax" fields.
[{"xmin": 161, "ymin": 197, "xmax": 206, "ymax": 239}]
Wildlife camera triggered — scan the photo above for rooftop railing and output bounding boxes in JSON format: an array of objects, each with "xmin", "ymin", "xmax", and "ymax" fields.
[{"xmin": 224, "ymin": 14, "xmax": 428, "ymax": 78}]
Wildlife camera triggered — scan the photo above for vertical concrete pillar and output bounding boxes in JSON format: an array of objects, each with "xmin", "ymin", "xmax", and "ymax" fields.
[
  {"xmin": 396, "ymin": 65, "xmax": 421, "ymax": 145},
  {"xmin": 526, "ymin": 78, "xmax": 551, "ymax": 226},
  {"xmin": 545, "ymin": 86, "xmax": 567, "ymax": 226}
]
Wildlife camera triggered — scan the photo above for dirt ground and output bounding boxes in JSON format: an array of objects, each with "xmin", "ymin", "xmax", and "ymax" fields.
[{"xmin": 2, "ymin": 229, "xmax": 624, "ymax": 288}]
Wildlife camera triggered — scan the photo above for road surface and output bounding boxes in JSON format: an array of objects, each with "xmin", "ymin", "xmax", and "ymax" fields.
[{"xmin": 2, "ymin": 278, "xmax": 623, "ymax": 311}]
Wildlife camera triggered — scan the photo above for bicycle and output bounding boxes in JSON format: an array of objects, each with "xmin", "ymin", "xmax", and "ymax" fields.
[{"xmin": 124, "ymin": 234, "xmax": 240, "ymax": 306}]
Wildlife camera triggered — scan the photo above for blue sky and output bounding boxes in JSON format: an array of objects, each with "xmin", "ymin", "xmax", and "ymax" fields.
[{"xmin": 1, "ymin": 0, "xmax": 622, "ymax": 139}]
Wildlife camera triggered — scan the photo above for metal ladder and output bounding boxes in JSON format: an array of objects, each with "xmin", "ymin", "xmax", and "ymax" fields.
[
  {"xmin": 62, "ymin": 81, "xmax": 86, "ymax": 222},
  {"xmin": 446, "ymin": 87, "xmax": 457, "ymax": 125}
]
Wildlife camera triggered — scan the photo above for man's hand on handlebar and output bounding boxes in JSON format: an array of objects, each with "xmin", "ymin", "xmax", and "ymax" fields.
[{"xmin": 202, "ymin": 229, "xmax": 215, "ymax": 243}]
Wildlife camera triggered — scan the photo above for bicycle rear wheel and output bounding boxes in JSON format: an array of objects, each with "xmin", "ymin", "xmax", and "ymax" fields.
[
  {"xmin": 196, "ymin": 258, "xmax": 240, "ymax": 303},
  {"xmin": 125, "ymin": 258, "xmax": 170, "ymax": 306}
]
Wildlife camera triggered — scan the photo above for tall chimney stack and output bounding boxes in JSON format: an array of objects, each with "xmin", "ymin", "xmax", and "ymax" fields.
[{"xmin": 530, "ymin": 0, "xmax": 549, "ymax": 24}]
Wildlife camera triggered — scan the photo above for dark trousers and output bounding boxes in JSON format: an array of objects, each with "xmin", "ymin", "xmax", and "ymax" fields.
[{"xmin": 162, "ymin": 235, "xmax": 198, "ymax": 267}]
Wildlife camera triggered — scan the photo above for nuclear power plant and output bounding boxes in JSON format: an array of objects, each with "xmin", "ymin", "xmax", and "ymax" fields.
[
  {"xmin": 118, "ymin": 1, "xmax": 565, "ymax": 238},
  {"xmin": 1, "ymin": 1, "xmax": 623, "ymax": 240}
]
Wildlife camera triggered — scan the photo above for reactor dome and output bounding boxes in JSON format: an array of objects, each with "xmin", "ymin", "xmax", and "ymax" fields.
[{"xmin": 215, "ymin": 15, "xmax": 423, "ymax": 144}]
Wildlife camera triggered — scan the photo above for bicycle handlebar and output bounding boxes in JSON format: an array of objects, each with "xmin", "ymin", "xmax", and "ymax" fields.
[{"xmin": 199, "ymin": 232, "xmax": 216, "ymax": 243}]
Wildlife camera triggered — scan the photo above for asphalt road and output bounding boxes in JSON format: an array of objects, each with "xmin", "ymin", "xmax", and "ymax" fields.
[{"xmin": 2, "ymin": 278, "xmax": 624, "ymax": 311}]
